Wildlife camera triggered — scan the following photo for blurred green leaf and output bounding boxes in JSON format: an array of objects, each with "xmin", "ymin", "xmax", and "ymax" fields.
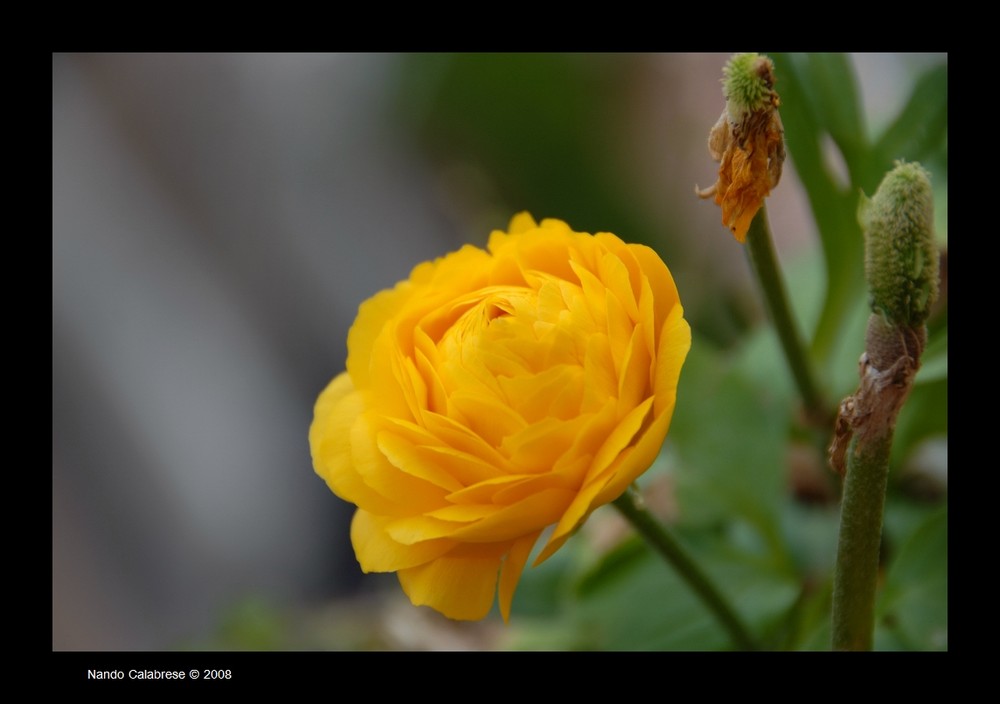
[
  {"xmin": 394, "ymin": 53, "xmax": 658, "ymax": 249},
  {"xmin": 780, "ymin": 502, "xmax": 840, "ymax": 581},
  {"xmin": 781, "ymin": 53, "xmax": 869, "ymax": 181},
  {"xmin": 873, "ymin": 63, "xmax": 948, "ymax": 168},
  {"xmin": 669, "ymin": 338, "xmax": 790, "ymax": 560},
  {"xmin": 197, "ymin": 598, "xmax": 289, "ymax": 651},
  {"xmin": 825, "ymin": 292, "xmax": 872, "ymax": 400},
  {"xmin": 771, "ymin": 53, "xmax": 866, "ymax": 371},
  {"xmin": 891, "ymin": 376, "xmax": 948, "ymax": 469},
  {"xmin": 918, "ymin": 326, "xmax": 948, "ymax": 384},
  {"xmin": 575, "ymin": 535, "xmax": 649, "ymax": 598},
  {"xmin": 775, "ymin": 574, "xmax": 837, "ymax": 651},
  {"xmin": 877, "ymin": 506, "xmax": 948, "ymax": 650},
  {"xmin": 506, "ymin": 536, "xmax": 578, "ymax": 618},
  {"xmin": 567, "ymin": 532, "xmax": 799, "ymax": 650},
  {"xmin": 762, "ymin": 248, "xmax": 866, "ymax": 401},
  {"xmin": 883, "ymin": 497, "xmax": 943, "ymax": 551}
]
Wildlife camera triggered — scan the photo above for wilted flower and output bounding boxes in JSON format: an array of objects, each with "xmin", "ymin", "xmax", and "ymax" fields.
[
  {"xmin": 310, "ymin": 213, "xmax": 690, "ymax": 620},
  {"xmin": 697, "ymin": 53, "xmax": 785, "ymax": 242}
]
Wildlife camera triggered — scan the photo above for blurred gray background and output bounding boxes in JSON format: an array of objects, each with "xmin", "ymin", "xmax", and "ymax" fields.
[{"xmin": 52, "ymin": 53, "xmax": 941, "ymax": 650}]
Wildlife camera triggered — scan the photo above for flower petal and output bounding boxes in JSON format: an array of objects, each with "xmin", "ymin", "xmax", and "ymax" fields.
[
  {"xmin": 653, "ymin": 307, "xmax": 692, "ymax": 415},
  {"xmin": 376, "ymin": 431, "xmax": 465, "ymax": 493},
  {"xmin": 533, "ymin": 396, "xmax": 656, "ymax": 565},
  {"xmin": 397, "ymin": 545, "xmax": 507, "ymax": 621},
  {"xmin": 346, "ymin": 284, "xmax": 413, "ymax": 388},
  {"xmin": 617, "ymin": 323, "xmax": 651, "ymax": 414},
  {"xmin": 450, "ymin": 488, "xmax": 576, "ymax": 543},
  {"xmin": 499, "ymin": 531, "xmax": 542, "ymax": 623},
  {"xmin": 631, "ymin": 244, "xmax": 681, "ymax": 342},
  {"xmin": 351, "ymin": 413, "xmax": 447, "ymax": 510},
  {"xmin": 533, "ymin": 474, "xmax": 607, "ymax": 566},
  {"xmin": 310, "ymin": 373, "xmax": 402, "ymax": 515},
  {"xmin": 386, "ymin": 514, "xmax": 467, "ymax": 545},
  {"xmin": 351, "ymin": 509, "xmax": 454, "ymax": 572}
]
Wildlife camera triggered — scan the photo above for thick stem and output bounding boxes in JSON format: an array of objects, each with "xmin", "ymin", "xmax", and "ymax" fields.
[
  {"xmin": 831, "ymin": 429, "xmax": 893, "ymax": 650},
  {"xmin": 829, "ymin": 334, "xmax": 918, "ymax": 650},
  {"xmin": 830, "ymin": 161, "xmax": 936, "ymax": 649},
  {"xmin": 744, "ymin": 206, "xmax": 826, "ymax": 423},
  {"xmin": 613, "ymin": 489, "xmax": 758, "ymax": 651}
]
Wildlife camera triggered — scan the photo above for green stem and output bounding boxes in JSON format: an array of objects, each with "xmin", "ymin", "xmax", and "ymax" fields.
[
  {"xmin": 829, "ymin": 161, "xmax": 936, "ymax": 650},
  {"xmin": 613, "ymin": 489, "xmax": 758, "ymax": 651},
  {"xmin": 744, "ymin": 206, "xmax": 826, "ymax": 423},
  {"xmin": 831, "ymin": 428, "xmax": 893, "ymax": 650}
]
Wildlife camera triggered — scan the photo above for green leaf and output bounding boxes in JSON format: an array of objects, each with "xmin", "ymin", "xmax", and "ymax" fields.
[
  {"xmin": 891, "ymin": 376, "xmax": 948, "ymax": 468},
  {"xmin": 877, "ymin": 506, "xmax": 948, "ymax": 650},
  {"xmin": 575, "ymin": 535, "xmax": 649, "ymax": 598},
  {"xmin": 668, "ymin": 338, "xmax": 790, "ymax": 558},
  {"xmin": 917, "ymin": 326, "xmax": 948, "ymax": 384},
  {"xmin": 780, "ymin": 502, "xmax": 841, "ymax": 583},
  {"xmin": 568, "ymin": 533, "xmax": 799, "ymax": 650},
  {"xmin": 506, "ymin": 537, "xmax": 578, "ymax": 619},
  {"xmin": 392, "ymin": 53, "xmax": 662, "ymax": 252},
  {"xmin": 783, "ymin": 577, "xmax": 834, "ymax": 651},
  {"xmin": 882, "ymin": 497, "xmax": 942, "ymax": 553},
  {"xmin": 771, "ymin": 53, "xmax": 867, "ymax": 371},
  {"xmin": 873, "ymin": 63, "xmax": 948, "ymax": 168},
  {"xmin": 783, "ymin": 53, "xmax": 869, "ymax": 181},
  {"xmin": 196, "ymin": 598, "xmax": 289, "ymax": 651}
]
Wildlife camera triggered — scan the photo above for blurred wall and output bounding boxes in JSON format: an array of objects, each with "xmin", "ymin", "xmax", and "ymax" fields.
[{"xmin": 53, "ymin": 53, "xmax": 461, "ymax": 649}]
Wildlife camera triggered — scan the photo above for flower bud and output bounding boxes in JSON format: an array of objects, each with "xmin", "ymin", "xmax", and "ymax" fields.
[
  {"xmin": 860, "ymin": 161, "xmax": 939, "ymax": 328},
  {"xmin": 723, "ymin": 53, "xmax": 779, "ymax": 122}
]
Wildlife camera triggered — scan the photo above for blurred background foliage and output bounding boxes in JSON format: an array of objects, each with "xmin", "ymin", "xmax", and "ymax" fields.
[{"xmin": 53, "ymin": 53, "xmax": 945, "ymax": 651}]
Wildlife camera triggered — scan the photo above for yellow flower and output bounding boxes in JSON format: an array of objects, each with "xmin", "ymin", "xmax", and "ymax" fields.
[{"xmin": 309, "ymin": 213, "xmax": 691, "ymax": 621}]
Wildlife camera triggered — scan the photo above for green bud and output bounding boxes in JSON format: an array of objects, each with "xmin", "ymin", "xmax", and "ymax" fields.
[
  {"xmin": 861, "ymin": 161, "xmax": 939, "ymax": 328},
  {"xmin": 722, "ymin": 53, "xmax": 777, "ymax": 122}
]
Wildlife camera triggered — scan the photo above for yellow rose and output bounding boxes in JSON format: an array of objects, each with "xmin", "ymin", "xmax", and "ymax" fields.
[{"xmin": 310, "ymin": 213, "xmax": 691, "ymax": 621}]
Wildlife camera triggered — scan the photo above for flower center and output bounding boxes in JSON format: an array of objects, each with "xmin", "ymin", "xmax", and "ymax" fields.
[{"xmin": 431, "ymin": 281, "xmax": 601, "ymax": 450}]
